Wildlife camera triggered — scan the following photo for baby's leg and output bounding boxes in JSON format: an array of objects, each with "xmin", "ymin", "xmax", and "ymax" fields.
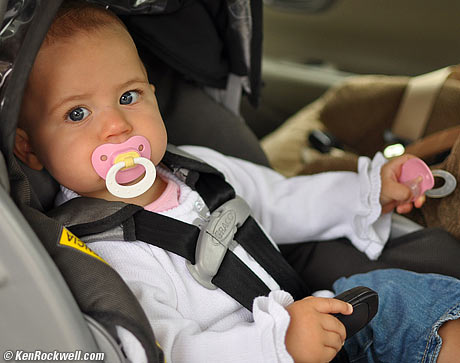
[
  {"xmin": 438, "ymin": 318, "xmax": 460, "ymax": 363},
  {"xmin": 332, "ymin": 269, "xmax": 460, "ymax": 363}
]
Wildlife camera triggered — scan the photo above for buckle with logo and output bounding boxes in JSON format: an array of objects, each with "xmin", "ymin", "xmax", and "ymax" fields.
[{"xmin": 186, "ymin": 196, "xmax": 251, "ymax": 289}]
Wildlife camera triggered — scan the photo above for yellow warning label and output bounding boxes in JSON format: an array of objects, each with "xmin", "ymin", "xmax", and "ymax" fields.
[
  {"xmin": 59, "ymin": 228, "xmax": 106, "ymax": 264},
  {"xmin": 155, "ymin": 341, "xmax": 167, "ymax": 363}
]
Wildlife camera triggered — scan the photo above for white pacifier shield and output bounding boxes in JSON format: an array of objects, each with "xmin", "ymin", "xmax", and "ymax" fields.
[{"xmin": 105, "ymin": 157, "xmax": 156, "ymax": 199}]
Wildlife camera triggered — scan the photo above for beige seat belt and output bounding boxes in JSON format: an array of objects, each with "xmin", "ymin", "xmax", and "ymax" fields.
[
  {"xmin": 405, "ymin": 125, "xmax": 460, "ymax": 159},
  {"xmin": 391, "ymin": 65, "xmax": 460, "ymax": 141}
]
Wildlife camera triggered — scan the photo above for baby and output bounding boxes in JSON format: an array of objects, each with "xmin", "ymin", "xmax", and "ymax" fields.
[{"xmin": 14, "ymin": 2, "xmax": 460, "ymax": 363}]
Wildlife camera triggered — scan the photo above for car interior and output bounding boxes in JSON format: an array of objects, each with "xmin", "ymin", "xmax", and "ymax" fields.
[
  {"xmin": 244, "ymin": 0, "xmax": 460, "ymax": 139},
  {"xmin": 1, "ymin": 0, "xmax": 460, "ymax": 362}
]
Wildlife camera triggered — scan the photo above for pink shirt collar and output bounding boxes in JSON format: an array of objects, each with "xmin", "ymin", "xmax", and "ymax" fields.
[{"xmin": 144, "ymin": 176, "xmax": 180, "ymax": 213}]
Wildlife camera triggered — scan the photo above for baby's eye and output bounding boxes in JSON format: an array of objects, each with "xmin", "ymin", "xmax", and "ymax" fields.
[
  {"xmin": 66, "ymin": 107, "xmax": 90, "ymax": 122},
  {"xmin": 120, "ymin": 90, "xmax": 140, "ymax": 105}
]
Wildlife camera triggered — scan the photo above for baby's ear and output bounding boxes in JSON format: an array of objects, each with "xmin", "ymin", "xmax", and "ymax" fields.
[{"xmin": 14, "ymin": 128, "xmax": 44, "ymax": 170}]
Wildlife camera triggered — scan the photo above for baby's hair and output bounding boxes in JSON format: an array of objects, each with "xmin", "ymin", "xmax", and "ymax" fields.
[{"xmin": 44, "ymin": 0, "xmax": 127, "ymax": 46}]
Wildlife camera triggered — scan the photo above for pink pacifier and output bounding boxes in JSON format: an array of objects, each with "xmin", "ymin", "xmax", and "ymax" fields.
[
  {"xmin": 398, "ymin": 158, "xmax": 434, "ymax": 200},
  {"xmin": 91, "ymin": 135, "xmax": 156, "ymax": 199}
]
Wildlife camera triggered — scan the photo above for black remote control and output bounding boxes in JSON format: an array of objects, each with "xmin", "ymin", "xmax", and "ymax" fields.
[{"xmin": 333, "ymin": 286, "xmax": 379, "ymax": 339}]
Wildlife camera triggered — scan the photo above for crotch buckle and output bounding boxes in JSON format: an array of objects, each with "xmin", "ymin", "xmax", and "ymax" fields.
[{"xmin": 186, "ymin": 196, "xmax": 251, "ymax": 289}]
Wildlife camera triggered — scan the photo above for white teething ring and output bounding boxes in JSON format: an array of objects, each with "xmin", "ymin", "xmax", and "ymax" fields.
[{"xmin": 105, "ymin": 157, "xmax": 156, "ymax": 199}]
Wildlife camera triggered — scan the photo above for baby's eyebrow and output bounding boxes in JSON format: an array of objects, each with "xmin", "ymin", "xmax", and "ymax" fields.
[
  {"xmin": 117, "ymin": 78, "xmax": 149, "ymax": 91},
  {"xmin": 50, "ymin": 93, "xmax": 90, "ymax": 115}
]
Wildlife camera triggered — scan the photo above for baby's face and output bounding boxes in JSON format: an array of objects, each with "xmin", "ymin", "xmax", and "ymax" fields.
[{"xmin": 20, "ymin": 24, "xmax": 167, "ymax": 199}]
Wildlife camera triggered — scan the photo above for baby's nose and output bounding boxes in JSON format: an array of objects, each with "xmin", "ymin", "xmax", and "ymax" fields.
[{"xmin": 100, "ymin": 110, "xmax": 132, "ymax": 139}]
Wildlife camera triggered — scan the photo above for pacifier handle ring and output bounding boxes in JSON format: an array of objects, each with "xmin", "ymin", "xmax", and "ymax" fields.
[
  {"xmin": 105, "ymin": 157, "xmax": 156, "ymax": 199},
  {"xmin": 425, "ymin": 170, "xmax": 457, "ymax": 198}
]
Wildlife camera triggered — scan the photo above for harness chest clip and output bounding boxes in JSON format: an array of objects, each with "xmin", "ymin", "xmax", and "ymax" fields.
[{"xmin": 186, "ymin": 196, "xmax": 251, "ymax": 289}]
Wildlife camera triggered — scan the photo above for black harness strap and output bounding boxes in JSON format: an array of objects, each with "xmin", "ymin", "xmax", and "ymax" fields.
[
  {"xmin": 235, "ymin": 217, "xmax": 309, "ymax": 301},
  {"xmin": 212, "ymin": 251, "xmax": 271, "ymax": 306},
  {"xmin": 134, "ymin": 210, "xmax": 199, "ymax": 264},
  {"xmin": 194, "ymin": 172, "xmax": 236, "ymax": 212},
  {"xmin": 133, "ymin": 210, "xmax": 272, "ymax": 310},
  {"xmin": 162, "ymin": 149, "xmax": 237, "ymax": 212}
]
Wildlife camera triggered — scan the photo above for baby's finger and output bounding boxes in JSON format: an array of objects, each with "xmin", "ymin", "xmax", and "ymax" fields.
[
  {"xmin": 396, "ymin": 202, "xmax": 413, "ymax": 214},
  {"xmin": 403, "ymin": 176, "xmax": 423, "ymax": 200},
  {"xmin": 311, "ymin": 297, "xmax": 353, "ymax": 315},
  {"xmin": 323, "ymin": 330, "xmax": 345, "ymax": 353},
  {"xmin": 382, "ymin": 154, "xmax": 414, "ymax": 177},
  {"xmin": 381, "ymin": 200, "xmax": 397, "ymax": 214},
  {"xmin": 382, "ymin": 178, "xmax": 413, "ymax": 204},
  {"xmin": 391, "ymin": 181, "xmax": 414, "ymax": 203},
  {"xmin": 319, "ymin": 346, "xmax": 344, "ymax": 363},
  {"xmin": 413, "ymin": 194, "xmax": 426, "ymax": 208},
  {"xmin": 321, "ymin": 314, "xmax": 347, "ymax": 342}
]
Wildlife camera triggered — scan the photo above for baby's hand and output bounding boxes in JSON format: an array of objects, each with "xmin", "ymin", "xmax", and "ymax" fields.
[
  {"xmin": 285, "ymin": 296, "xmax": 352, "ymax": 363},
  {"xmin": 380, "ymin": 154, "xmax": 426, "ymax": 214}
]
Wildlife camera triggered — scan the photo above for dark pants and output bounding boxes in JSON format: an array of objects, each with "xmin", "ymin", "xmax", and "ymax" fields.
[{"xmin": 280, "ymin": 227, "xmax": 460, "ymax": 292}]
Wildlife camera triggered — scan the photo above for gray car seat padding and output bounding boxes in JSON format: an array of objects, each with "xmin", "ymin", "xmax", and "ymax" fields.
[
  {"xmin": 164, "ymin": 78, "xmax": 269, "ymax": 166},
  {"xmin": 0, "ymin": 0, "xmax": 6, "ymax": 28},
  {"xmin": 84, "ymin": 315, "xmax": 126, "ymax": 363},
  {"xmin": 0, "ymin": 161, "xmax": 100, "ymax": 354},
  {"xmin": 18, "ymin": 159, "xmax": 59, "ymax": 211}
]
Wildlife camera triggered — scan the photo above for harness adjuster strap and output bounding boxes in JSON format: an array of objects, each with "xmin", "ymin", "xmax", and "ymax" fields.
[{"xmin": 186, "ymin": 196, "xmax": 250, "ymax": 289}]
